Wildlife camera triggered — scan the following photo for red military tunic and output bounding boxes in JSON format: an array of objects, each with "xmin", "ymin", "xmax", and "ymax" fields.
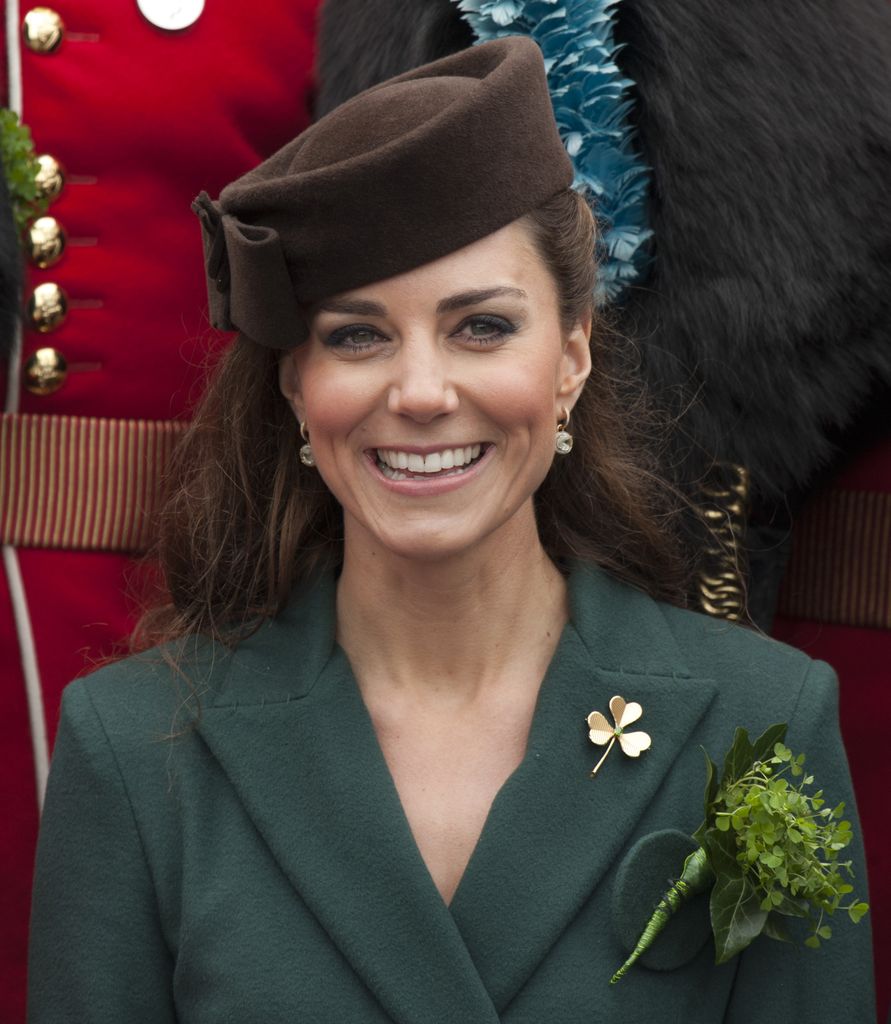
[{"xmin": 0, "ymin": 2, "xmax": 319, "ymax": 1017}]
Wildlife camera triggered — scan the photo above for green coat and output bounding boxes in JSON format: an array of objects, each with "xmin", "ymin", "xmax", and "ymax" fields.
[{"xmin": 29, "ymin": 565, "xmax": 875, "ymax": 1023}]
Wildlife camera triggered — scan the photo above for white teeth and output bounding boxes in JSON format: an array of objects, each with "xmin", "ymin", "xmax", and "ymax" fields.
[{"xmin": 375, "ymin": 444, "xmax": 487, "ymax": 475}]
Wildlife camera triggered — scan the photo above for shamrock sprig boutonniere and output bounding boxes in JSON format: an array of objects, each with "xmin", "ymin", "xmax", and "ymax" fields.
[
  {"xmin": 0, "ymin": 109, "xmax": 48, "ymax": 234},
  {"xmin": 611, "ymin": 723, "xmax": 868, "ymax": 984}
]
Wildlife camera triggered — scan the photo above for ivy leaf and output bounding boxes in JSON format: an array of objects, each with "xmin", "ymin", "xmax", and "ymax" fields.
[
  {"xmin": 722, "ymin": 727, "xmax": 756, "ymax": 786},
  {"xmin": 750, "ymin": 723, "xmax": 788, "ymax": 765},
  {"xmin": 692, "ymin": 749, "xmax": 720, "ymax": 843},
  {"xmin": 769, "ymin": 892, "xmax": 809, "ymax": 919},
  {"xmin": 762, "ymin": 913, "xmax": 793, "ymax": 943},
  {"xmin": 701, "ymin": 825, "xmax": 743, "ymax": 880},
  {"xmin": 710, "ymin": 875, "xmax": 768, "ymax": 964}
]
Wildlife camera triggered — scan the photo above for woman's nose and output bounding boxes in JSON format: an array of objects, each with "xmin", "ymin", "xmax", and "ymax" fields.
[{"xmin": 387, "ymin": 339, "xmax": 459, "ymax": 422}]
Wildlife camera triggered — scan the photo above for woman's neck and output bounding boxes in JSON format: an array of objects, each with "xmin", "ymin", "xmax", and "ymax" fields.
[{"xmin": 335, "ymin": 512, "xmax": 568, "ymax": 703}]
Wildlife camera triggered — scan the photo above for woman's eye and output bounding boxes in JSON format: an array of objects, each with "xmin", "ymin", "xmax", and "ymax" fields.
[
  {"xmin": 324, "ymin": 325, "xmax": 384, "ymax": 350},
  {"xmin": 454, "ymin": 315, "xmax": 517, "ymax": 345}
]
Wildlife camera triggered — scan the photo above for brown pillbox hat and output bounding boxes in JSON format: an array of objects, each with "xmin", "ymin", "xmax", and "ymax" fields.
[{"xmin": 193, "ymin": 36, "xmax": 573, "ymax": 349}]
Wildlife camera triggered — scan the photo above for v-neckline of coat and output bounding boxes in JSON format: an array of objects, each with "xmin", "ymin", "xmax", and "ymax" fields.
[
  {"xmin": 197, "ymin": 562, "xmax": 718, "ymax": 1023},
  {"xmin": 332, "ymin": 612, "xmax": 579, "ymax": 912}
]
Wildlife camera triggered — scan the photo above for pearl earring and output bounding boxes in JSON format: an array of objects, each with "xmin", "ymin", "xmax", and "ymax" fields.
[
  {"xmin": 299, "ymin": 421, "xmax": 316, "ymax": 467},
  {"xmin": 555, "ymin": 407, "xmax": 573, "ymax": 455}
]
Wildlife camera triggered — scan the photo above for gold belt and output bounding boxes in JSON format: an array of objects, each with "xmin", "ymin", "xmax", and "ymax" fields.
[
  {"xmin": 0, "ymin": 413, "xmax": 187, "ymax": 552},
  {"xmin": 776, "ymin": 488, "xmax": 891, "ymax": 631}
]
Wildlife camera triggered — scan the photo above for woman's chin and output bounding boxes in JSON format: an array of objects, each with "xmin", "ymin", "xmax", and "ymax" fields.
[{"xmin": 368, "ymin": 528, "xmax": 486, "ymax": 565}]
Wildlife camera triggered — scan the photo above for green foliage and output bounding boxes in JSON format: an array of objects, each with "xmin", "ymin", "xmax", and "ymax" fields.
[
  {"xmin": 0, "ymin": 108, "xmax": 47, "ymax": 234},
  {"xmin": 704, "ymin": 725, "xmax": 868, "ymax": 960},
  {"xmin": 610, "ymin": 722, "xmax": 868, "ymax": 985}
]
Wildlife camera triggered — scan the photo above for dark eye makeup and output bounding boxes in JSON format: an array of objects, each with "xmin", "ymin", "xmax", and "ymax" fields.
[{"xmin": 322, "ymin": 314, "xmax": 519, "ymax": 351}]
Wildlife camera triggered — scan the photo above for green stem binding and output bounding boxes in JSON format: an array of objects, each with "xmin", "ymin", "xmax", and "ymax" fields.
[{"xmin": 610, "ymin": 846, "xmax": 715, "ymax": 984}]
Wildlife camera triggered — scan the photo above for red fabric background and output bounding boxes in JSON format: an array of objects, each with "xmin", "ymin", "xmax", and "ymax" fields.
[{"xmin": 1, "ymin": 3, "xmax": 319, "ymax": 1019}]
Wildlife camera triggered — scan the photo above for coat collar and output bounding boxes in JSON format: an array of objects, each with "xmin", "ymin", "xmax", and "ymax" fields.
[{"xmin": 196, "ymin": 565, "xmax": 716, "ymax": 1022}]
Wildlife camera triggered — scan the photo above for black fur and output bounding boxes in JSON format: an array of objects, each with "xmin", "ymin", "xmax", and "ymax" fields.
[
  {"xmin": 315, "ymin": 0, "xmax": 473, "ymax": 119},
  {"xmin": 315, "ymin": 0, "xmax": 891, "ymax": 503},
  {"xmin": 615, "ymin": 0, "xmax": 891, "ymax": 499}
]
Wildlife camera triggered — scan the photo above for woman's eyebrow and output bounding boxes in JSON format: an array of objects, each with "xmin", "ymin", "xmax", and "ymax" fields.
[
  {"xmin": 436, "ymin": 286, "xmax": 528, "ymax": 314},
  {"xmin": 317, "ymin": 297, "xmax": 387, "ymax": 316},
  {"xmin": 317, "ymin": 286, "xmax": 528, "ymax": 319}
]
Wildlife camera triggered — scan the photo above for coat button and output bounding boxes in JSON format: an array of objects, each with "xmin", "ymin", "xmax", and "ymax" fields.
[
  {"xmin": 26, "ymin": 282, "xmax": 68, "ymax": 332},
  {"xmin": 136, "ymin": 0, "xmax": 205, "ymax": 30},
  {"xmin": 35, "ymin": 154, "xmax": 65, "ymax": 203},
  {"xmin": 27, "ymin": 216, "xmax": 66, "ymax": 268},
  {"xmin": 22, "ymin": 7, "xmax": 65, "ymax": 53},
  {"xmin": 23, "ymin": 347, "xmax": 68, "ymax": 395}
]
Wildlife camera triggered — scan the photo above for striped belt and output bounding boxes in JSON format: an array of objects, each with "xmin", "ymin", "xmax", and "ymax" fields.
[
  {"xmin": 776, "ymin": 488, "xmax": 891, "ymax": 631},
  {"xmin": 0, "ymin": 413, "xmax": 187, "ymax": 552}
]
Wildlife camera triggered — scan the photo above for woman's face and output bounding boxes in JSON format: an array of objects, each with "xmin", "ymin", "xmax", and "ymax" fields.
[{"xmin": 280, "ymin": 219, "xmax": 591, "ymax": 563}]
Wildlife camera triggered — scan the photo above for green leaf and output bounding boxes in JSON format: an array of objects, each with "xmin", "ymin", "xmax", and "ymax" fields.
[
  {"xmin": 770, "ymin": 893, "xmax": 809, "ymax": 919},
  {"xmin": 701, "ymin": 826, "xmax": 744, "ymax": 880},
  {"xmin": 805, "ymin": 935, "xmax": 821, "ymax": 949},
  {"xmin": 677, "ymin": 845, "xmax": 716, "ymax": 893},
  {"xmin": 848, "ymin": 903, "xmax": 869, "ymax": 924},
  {"xmin": 817, "ymin": 925, "xmax": 832, "ymax": 940},
  {"xmin": 710, "ymin": 875, "xmax": 769, "ymax": 964},
  {"xmin": 763, "ymin": 913, "xmax": 793, "ymax": 943},
  {"xmin": 701, "ymin": 747, "xmax": 719, "ymax": 816},
  {"xmin": 749, "ymin": 723, "xmax": 788, "ymax": 765},
  {"xmin": 722, "ymin": 727, "xmax": 755, "ymax": 785}
]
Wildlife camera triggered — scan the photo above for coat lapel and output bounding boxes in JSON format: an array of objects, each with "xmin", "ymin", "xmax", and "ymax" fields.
[
  {"xmin": 448, "ymin": 566, "xmax": 717, "ymax": 1012},
  {"xmin": 196, "ymin": 564, "xmax": 715, "ymax": 1021},
  {"xmin": 196, "ymin": 574, "xmax": 499, "ymax": 1024}
]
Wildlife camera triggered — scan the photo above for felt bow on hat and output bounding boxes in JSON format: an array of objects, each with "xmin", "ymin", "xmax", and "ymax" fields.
[{"xmin": 192, "ymin": 192, "xmax": 307, "ymax": 350}]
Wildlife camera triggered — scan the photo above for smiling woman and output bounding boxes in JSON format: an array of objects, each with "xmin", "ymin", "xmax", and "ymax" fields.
[
  {"xmin": 28, "ymin": 36, "xmax": 873, "ymax": 1024},
  {"xmin": 137, "ymin": 190, "xmax": 685, "ymax": 649}
]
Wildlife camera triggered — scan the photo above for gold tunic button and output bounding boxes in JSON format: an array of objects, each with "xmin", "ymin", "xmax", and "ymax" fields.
[
  {"xmin": 24, "ymin": 347, "xmax": 68, "ymax": 395},
  {"xmin": 22, "ymin": 7, "xmax": 65, "ymax": 54},
  {"xmin": 35, "ymin": 154, "xmax": 65, "ymax": 203},
  {"xmin": 27, "ymin": 216, "xmax": 67, "ymax": 268},
  {"xmin": 26, "ymin": 282, "xmax": 68, "ymax": 333}
]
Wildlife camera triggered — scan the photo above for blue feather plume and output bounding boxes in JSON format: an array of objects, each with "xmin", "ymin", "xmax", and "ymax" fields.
[{"xmin": 456, "ymin": 0, "xmax": 652, "ymax": 304}]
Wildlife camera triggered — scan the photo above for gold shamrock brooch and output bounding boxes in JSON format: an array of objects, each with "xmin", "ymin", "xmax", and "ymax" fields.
[{"xmin": 587, "ymin": 695, "xmax": 651, "ymax": 777}]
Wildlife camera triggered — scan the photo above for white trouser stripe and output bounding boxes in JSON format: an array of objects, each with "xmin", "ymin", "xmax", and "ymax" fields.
[
  {"xmin": 2, "ymin": 547, "xmax": 48, "ymax": 809},
  {"xmin": 6, "ymin": 0, "xmax": 22, "ymax": 117}
]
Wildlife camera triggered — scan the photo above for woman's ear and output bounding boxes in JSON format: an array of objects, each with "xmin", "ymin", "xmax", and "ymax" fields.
[
  {"xmin": 279, "ymin": 349, "xmax": 305, "ymax": 421},
  {"xmin": 557, "ymin": 313, "xmax": 593, "ymax": 410}
]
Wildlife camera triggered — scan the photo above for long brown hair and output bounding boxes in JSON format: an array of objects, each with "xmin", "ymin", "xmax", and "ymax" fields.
[{"xmin": 134, "ymin": 189, "xmax": 690, "ymax": 650}]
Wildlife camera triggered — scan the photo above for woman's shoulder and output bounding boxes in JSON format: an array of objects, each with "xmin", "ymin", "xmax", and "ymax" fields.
[
  {"xmin": 570, "ymin": 563, "xmax": 834, "ymax": 713},
  {"xmin": 657, "ymin": 597, "xmax": 820, "ymax": 683},
  {"xmin": 62, "ymin": 575, "xmax": 337, "ymax": 741},
  {"xmin": 62, "ymin": 635, "xmax": 229, "ymax": 744}
]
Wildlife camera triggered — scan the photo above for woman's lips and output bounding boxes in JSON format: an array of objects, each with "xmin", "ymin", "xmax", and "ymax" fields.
[
  {"xmin": 365, "ymin": 443, "xmax": 493, "ymax": 494},
  {"xmin": 375, "ymin": 443, "xmax": 484, "ymax": 478}
]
